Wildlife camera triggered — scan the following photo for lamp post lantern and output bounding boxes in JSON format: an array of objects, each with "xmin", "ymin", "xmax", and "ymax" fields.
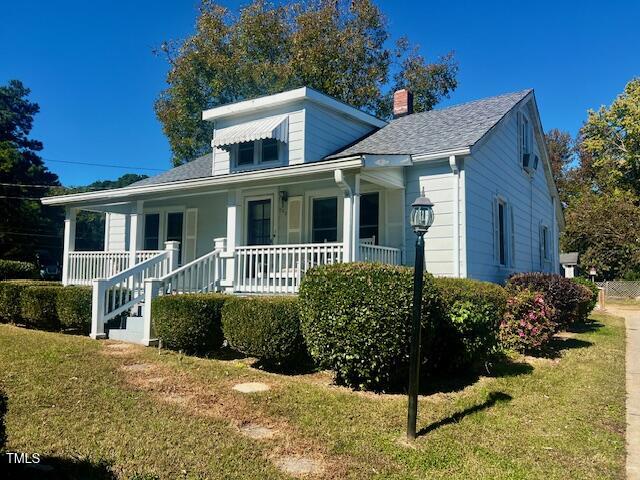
[{"xmin": 407, "ymin": 195, "xmax": 434, "ymax": 441}]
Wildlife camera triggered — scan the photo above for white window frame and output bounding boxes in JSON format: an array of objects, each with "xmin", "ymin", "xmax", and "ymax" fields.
[
  {"xmin": 493, "ymin": 195, "xmax": 515, "ymax": 269},
  {"xmin": 142, "ymin": 206, "xmax": 187, "ymax": 253},
  {"xmin": 231, "ymin": 139, "xmax": 284, "ymax": 170},
  {"xmin": 522, "ymin": 114, "xmax": 531, "ymax": 156},
  {"xmin": 541, "ymin": 224, "xmax": 550, "ymax": 263},
  {"xmin": 243, "ymin": 194, "xmax": 276, "ymax": 246},
  {"xmin": 304, "ymin": 188, "xmax": 344, "ymax": 244}
]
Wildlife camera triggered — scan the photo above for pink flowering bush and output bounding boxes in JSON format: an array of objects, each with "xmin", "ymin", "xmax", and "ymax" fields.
[{"xmin": 499, "ymin": 289, "xmax": 557, "ymax": 353}]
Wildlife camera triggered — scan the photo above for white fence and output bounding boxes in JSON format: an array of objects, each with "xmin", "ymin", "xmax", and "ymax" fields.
[
  {"xmin": 596, "ymin": 281, "xmax": 640, "ymax": 298},
  {"xmin": 68, "ymin": 250, "xmax": 163, "ymax": 285},
  {"xmin": 234, "ymin": 243, "xmax": 345, "ymax": 294},
  {"xmin": 359, "ymin": 244, "xmax": 402, "ymax": 265}
]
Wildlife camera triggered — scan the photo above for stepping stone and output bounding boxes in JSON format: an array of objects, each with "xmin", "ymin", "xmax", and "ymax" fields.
[
  {"xmin": 239, "ymin": 423, "xmax": 276, "ymax": 439},
  {"xmin": 275, "ymin": 455, "xmax": 323, "ymax": 476},
  {"xmin": 232, "ymin": 382, "xmax": 270, "ymax": 393}
]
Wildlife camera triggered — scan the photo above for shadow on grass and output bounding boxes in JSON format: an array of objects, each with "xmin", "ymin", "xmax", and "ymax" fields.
[
  {"xmin": 567, "ymin": 321, "xmax": 604, "ymax": 334},
  {"xmin": 250, "ymin": 352, "xmax": 319, "ymax": 376},
  {"xmin": 1, "ymin": 455, "xmax": 116, "ymax": 479},
  {"xmin": 417, "ymin": 391, "xmax": 512, "ymax": 437},
  {"xmin": 535, "ymin": 336, "xmax": 594, "ymax": 360}
]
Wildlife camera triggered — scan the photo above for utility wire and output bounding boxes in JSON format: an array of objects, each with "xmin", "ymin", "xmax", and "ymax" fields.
[
  {"xmin": 43, "ymin": 158, "xmax": 164, "ymax": 172},
  {"xmin": 0, "ymin": 182, "xmax": 58, "ymax": 188}
]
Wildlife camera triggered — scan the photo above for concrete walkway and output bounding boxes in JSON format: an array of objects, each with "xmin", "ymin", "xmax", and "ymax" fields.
[{"xmin": 609, "ymin": 306, "xmax": 640, "ymax": 479}]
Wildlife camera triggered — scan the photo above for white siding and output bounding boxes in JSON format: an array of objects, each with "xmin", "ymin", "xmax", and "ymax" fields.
[
  {"xmin": 304, "ymin": 102, "xmax": 376, "ymax": 162},
  {"xmin": 403, "ymin": 160, "xmax": 465, "ymax": 277},
  {"xmin": 105, "ymin": 213, "xmax": 128, "ymax": 251},
  {"xmin": 464, "ymin": 100, "xmax": 558, "ymax": 283}
]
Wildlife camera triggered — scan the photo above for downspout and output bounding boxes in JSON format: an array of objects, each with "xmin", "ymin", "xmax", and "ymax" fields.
[
  {"xmin": 449, "ymin": 155, "xmax": 461, "ymax": 277},
  {"xmin": 334, "ymin": 169, "xmax": 353, "ymax": 262}
]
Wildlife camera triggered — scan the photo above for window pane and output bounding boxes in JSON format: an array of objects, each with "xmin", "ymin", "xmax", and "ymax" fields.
[
  {"xmin": 360, "ymin": 193, "xmax": 379, "ymax": 242},
  {"xmin": 312, "ymin": 197, "xmax": 337, "ymax": 242},
  {"xmin": 167, "ymin": 212, "xmax": 184, "ymax": 262},
  {"xmin": 498, "ymin": 203, "xmax": 506, "ymax": 265},
  {"xmin": 143, "ymin": 214, "xmax": 159, "ymax": 250},
  {"xmin": 247, "ymin": 199, "xmax": 271, "ymax": 245},
  {"xmin": 261, "ymin": 138, "xmax": 279, "ymax": 162},
  {"xmin": 238, "ymin": 142, "xmax": 254, "ymax": 165}
]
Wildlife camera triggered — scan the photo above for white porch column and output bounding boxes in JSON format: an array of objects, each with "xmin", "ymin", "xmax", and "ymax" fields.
[
  {"xmin": 62, "ymin": 207, "xmax": 77, "ymax": 286},
  {"xmin": 342, "ymin": 194, "xmax": 353, "ymax": 262},
  {"xmin": 352, "ymin": 174, "xmax": 361, "ymax": 261},
  {"xmin": 449, "ymin": 155, "xmax": 461, "ymax": 277},
  {"xmin": 141, "ymin": 278, "xmax": 161, "ymax": 346},
  {"xmin": 164, "ymin": 241, "xmax": 180, "ymax": 272},
  {"xmin": 129, "ymin": 200, "xmax": 144, "ymax": 267},
  {"xmin": 221, "ymin": 191, "xmax": 240, "ymax": 292}
]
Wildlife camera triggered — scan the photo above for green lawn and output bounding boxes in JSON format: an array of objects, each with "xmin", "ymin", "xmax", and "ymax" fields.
[{"xmin": 0, "ymin": 311, "xmax": 625, "ymax": 479}]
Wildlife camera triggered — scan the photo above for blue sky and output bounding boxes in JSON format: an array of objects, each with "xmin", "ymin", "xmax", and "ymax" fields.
[{"xmin": 1, "ymin": 0, "xmax": 638, "ymax": 186}]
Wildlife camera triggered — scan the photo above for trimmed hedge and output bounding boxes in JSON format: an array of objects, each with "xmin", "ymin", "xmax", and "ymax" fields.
[
  {"xmin": 434, "ymin": 277, "xmax": 509, "ymax": 367},
  {"xmin": 0, "ymin": 281, "xmax": 61, "ymax": 324},
  {"xmin": 0, "ymin": 259, "xmax": 37, "ymax": 280},
  {"xmin": 506, "ymin": 273, "xmax": 589, "ymax": 326},
  {"xmin": 298, "ymin": 262, "xmax": 446, "ymax": 391},
  {"xmin": 221, "ymin": 296, "xmax": 303, "ymax": 364},
  {"xmin": 152, "ymin": 293, "xmax": 226, "ymax": 354},
  {"xmin": 0, "ymin": 386, "xmax": 6, "ymax": 451},
  {"xmin": 572, "ymin": 277, "xmax": 599, "ymax": 320},
  {"xmin": 20, "ymin": 285, "xmax": 61, "ymax": 331},
  {"xmin": 56, "ymin": 286, "xmax": 93, "ymax": 333}
]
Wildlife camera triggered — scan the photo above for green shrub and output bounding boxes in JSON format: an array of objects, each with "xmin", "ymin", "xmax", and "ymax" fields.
[
  {"xmin": 506, "ymin": 272, "xmax": 588, "ymax": 327},
  {"xmin": 499, "ymin": 289, "xmax": 556, "ymax": 353},
  {"xmin": 434, "ymin": 277, "xmax": 509, "ymax": 367},
  {"xmin": 20, "ymin": 285, "xmax": 61, "ymax": 330},
  {"xmin": 298, "ymin": 262, "xmax": 446, "ymax": 391},
  {"xmin": 572, "ymin": 277, "xmax": 599, "ymax": 320},
  {"xmin": 0, "ymin": 386, "xmax": 6, "ymax": 451},
  {"xmin": 221, "ymin": 296, "xmax": 303, "ymax": 364},
  {"xmin": 0, "ymin": 280, "xmax": 60, "ymax": 324},
  {"xmin": 152, "ymin": 293, "xmax": 226, "ymax": 354},
  {"xmin": 0, "ymin": 259, "xmax": 37, "ymax": 280},
  {"xmin": 56, "ymin": 286, "xmax": 93, "ymax": 333}
]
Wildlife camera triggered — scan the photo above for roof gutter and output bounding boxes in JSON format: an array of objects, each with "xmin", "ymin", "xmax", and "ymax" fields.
[
  {"xmin": 411, "ymin": 147, "xmax": 471, "ymax": 163},
  {"xmin": 41, "ymin": 157, "xmax": 363, "ymax": 207}
]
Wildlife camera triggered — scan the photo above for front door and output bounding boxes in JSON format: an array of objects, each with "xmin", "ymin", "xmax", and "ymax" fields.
[{"xmin": 247, "ymin": 199, "xmax": 272, "ymax": 245}]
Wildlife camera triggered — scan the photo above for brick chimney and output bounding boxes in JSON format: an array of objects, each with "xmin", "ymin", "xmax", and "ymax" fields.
[{"xmin": 393, "ymin": 89, "xmax": 414, "ymax": 118}]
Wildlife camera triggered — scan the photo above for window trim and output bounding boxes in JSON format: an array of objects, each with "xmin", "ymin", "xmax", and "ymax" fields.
[
  {"xmin": 232, "ymin": 139, "xmax": 284, "ymax": 170},
  {"xmin": 311, "ymin": 196, "xmax": 339, "ymax": 243},
  {"xmin": 541, "ymin": 224, "xmax": 550, "ymax": 262}
]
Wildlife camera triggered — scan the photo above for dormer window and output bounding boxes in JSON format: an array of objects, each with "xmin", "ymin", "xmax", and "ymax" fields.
[
  {"xmin": 238, "ymin": 142, "xmax": 255, "ymax": 166},
  {"xmin": 232, "ymin": 139, "xmax": 282, "ymax": 167},
  {"xmin": 262, "ymin": 138, "xmax": 279, "ymax": 163}
]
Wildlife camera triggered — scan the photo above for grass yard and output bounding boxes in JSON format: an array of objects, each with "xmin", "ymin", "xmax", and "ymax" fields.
[{"xmin": 0, "ymin": 311, "xmax": 626, "ymax": 479}]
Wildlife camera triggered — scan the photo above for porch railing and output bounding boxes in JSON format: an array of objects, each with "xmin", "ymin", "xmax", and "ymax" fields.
[
  {"xmin": 68, "ymin": 250, "xmax": 163, "ymax": 285},
  {"xmin": 234, "ymin": 243, "xmax": 345, "ymax": 294},
  {"xmin": 359, "ymin": 243, "xmax": 402, "ymax": 265}
]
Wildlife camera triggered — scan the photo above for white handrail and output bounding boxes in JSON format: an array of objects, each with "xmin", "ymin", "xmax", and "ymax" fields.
[
  {"xmin": 359, "ymin": 243, "xmax": 402, "ymax": 265},
  {"xmin": 67, "ymin": 250, "xmax": 163, "ymax": 285}
]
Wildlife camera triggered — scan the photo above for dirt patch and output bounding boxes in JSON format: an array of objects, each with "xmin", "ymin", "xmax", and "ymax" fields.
[
  {"xmin": 233, "ymin": 382, "xmax": 270, "ymax": 393},
  {"xmin": 555, "ymin": 331, "xmax": 578, "ymax": 339},
  {"xmin": 120, "ymin": 363, "xmax": 154, "ymax": 373},
  {"xmin": 239, "ymin": 423, "xmax": 277, "ymax": 440},
  {"xmin": 524, "ymin": 355, "xmax": 560, "ymax": 366},
  {"xmin": 275, "ymin": 455, "xmax": 324, "ymax": 476},
  {"xmin": 103, "ymin": 342, "xmax": 139, "ymax": 356}
]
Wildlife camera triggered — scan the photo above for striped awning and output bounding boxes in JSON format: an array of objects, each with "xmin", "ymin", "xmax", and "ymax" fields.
[{"xmin": 212, "ymin": 115, "xmax": 289, "ymax": 148}]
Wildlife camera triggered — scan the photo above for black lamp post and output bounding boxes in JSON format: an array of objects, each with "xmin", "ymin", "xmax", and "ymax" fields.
[{"xmin": 407, "ymin": 195, "xmax": 435, "ymax": 441}]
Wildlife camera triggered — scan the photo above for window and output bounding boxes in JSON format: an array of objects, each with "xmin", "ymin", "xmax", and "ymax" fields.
[
  {"xmin": 312, "ymin": 197, "xmax": 338, "ymax": 243},
  {"xmin": 541, "ymin": 225, "xmax": 550, "ymax": 261},
  {"xmin": 234, "ymin": 139, "xmax": 280, "ymax": 167},
  {"xmin": 143, "ymin": 214, "xmax": 160, "ymax": 250},
  {"xmin": 166, "ymin": 212, "xmax": 184, "ymax": 262},
  {"xmin": 247, "ymin": 199, "xmax": 272, "ymax": 245},
  {"xmin": 261, "ymin": 138, "xmax": 279, "ymax": 162},
  {"xmin": 237, "ymin": 142, "xmax": 254, "ymax": 166},
  {"xmin": 522, "ymin": 115, "xmax": 530, "ymax": 155},
  {"xmin": 498, "ymin": 201, "xmax": 506, "ymax": 266},
  {"xmin": 360, "ymin": 192, "xmax": 379, "ymax": 242}
]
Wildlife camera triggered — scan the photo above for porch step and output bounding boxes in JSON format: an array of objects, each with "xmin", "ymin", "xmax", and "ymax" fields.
[{"xmin": 108, "ymin": 315, "xmax": 156, "ymax": 346}]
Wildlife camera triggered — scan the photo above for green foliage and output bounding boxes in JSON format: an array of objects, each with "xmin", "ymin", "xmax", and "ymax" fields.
[
  {"xmin": 507, "ymin": 273, "xmax": 587, "ymax": 327},
  {"xmin": 434, "ymin": 277, "xmax": 509, "ymax": 367},
  {"xmin": 155, "ymin": 0, "xmax": 458, "ymax": 165},
  {"xmin": 0, "ymin": 280, "xmax": 60, "ymax": 323},
  {"xmin": 56, "ymin": 286, "xmax": 93, "ymax": 333},
  {"xmin": 298, "ymin": 262, "xmax": 445, "ymax": 391},
  {"xmin": 221, "ymin": 295, "xmax": 302, "ymax": 364},
  {"xmin": 0, "ymin": 80, "xmax": 62, "ymax": 262},
  {"xmin": 561, "ymin": 190, "xmax": 640, "ymax": 280},
  {"xmin": 0, "ymin": 259, "xmax": 37, "ymax": 280},
  {"xmin": 20, "ymin": 285, "xmax": 61, "ymax": 330},
  {"xmin": 0, "ymin": 386, "xmax": 6, "ymax": 451},
  {"xmin": 152, "ymin": 294, "xmax": 226, "ymax": 354},
  {"xmin": 499, "ymin": 289, "xmax": 556, "ymax": 353}
]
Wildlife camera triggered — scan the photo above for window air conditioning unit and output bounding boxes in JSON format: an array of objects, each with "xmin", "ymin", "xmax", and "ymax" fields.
[{"xmin": 522, "ymin": 153, "xmax": 539, "ymax": 174}]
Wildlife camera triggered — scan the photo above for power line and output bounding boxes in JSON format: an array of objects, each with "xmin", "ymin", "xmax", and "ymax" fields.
[
  {"xmin": 0, "ymin": 182, "xmax": 57, "ymax": 188},
  {"xmin": 43, "ymin": 157, "xmax": 164, "ymax": 172}
]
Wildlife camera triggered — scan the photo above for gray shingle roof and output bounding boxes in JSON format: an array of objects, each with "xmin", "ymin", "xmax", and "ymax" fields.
[
  {"xmin": 326, "ymin": 89, "xmax": 532, "ymax": 159},
  {"xmin": 128, "ymin": 153, "xmax": 212, "ymax": 187}
]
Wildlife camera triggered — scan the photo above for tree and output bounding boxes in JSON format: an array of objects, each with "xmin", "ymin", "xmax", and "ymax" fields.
[
  {"xmin": 544, "ymin": 128, "xmax": 574, "ymax": 203},
  {"xmin": 579, "ymin": 77, "xmax": 640, "ymax": 197},
  {"xmin": 156, "ymin": 0, "xmax": 458, "ymax": 166},
  {"xmin": 0, "ymin": 80, "xmax": 62, "ymax": 261},
  {"xmin": 561, "ymin": 190, "xmax": 640, "ymax": 280}
]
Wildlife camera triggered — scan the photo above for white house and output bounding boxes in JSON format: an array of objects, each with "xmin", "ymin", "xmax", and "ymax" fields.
[{"xmin": 42, "ymin": 87, "xmax": 563, "ymax": 344}]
